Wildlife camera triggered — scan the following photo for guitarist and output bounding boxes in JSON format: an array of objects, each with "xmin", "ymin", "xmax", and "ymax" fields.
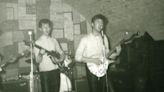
[
  {"xmin": 75, "ymin": 14, "xmax": 121, "ymax": 92},
  {"xmin": 34, "ymin": 19, "xmax": 65, "ymax": 92}
]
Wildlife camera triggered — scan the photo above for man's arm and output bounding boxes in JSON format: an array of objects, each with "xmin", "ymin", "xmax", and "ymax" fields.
[
  {"xmin": 34, "ymin": 41, "xmax": 45, "ymax": 63},
  {"xmin": 35, "ymin": 49, "xmax": 45, "ymax": 63},
  {"xmin": 81, "ymin": 57, "xmax": 102, "ymax": 65}
]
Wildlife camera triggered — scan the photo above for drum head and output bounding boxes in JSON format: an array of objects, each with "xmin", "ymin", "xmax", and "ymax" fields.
[{"xmin": 59, "ymin": 73, "xmax": 72, "ymax": 92}]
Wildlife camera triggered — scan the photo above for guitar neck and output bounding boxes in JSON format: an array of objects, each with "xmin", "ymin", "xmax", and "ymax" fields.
[
  {"xmin": 34, "ymin": 44, "xmax": 51, "ymax": 54},
  {"xmin": 108, "ymin": 40, "xmax": 124, "ymax": 57},
  {"xmin": 24, "ymin": 40, "xmax": 60, "ymax": 58},
  {"xmin": 34, "ymin": 44, "xmax": 60, "ymax": 59},
  {"xmin": 108, "ymin": 32, "xmax": 138, "ymax": 57}
]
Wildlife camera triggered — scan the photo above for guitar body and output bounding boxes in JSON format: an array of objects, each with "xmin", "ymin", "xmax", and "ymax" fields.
[{"xmin": 87, "ymin": 58, "xmax": 114, "ymax": 77}]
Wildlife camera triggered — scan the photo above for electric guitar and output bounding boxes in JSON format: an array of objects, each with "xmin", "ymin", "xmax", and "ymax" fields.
[
  {"xmin": 87, "ymin": 32, "xmax": 139, "ymax": 77},
  {"xmin": 24, "ymin": 40, "xmax": 71, "ymax": 74},
  {"xmin": 24, "ymin": 40, "xmax": 61, "ymax": 60}
]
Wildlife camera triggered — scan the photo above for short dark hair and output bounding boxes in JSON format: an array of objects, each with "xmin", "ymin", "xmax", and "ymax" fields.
[
  {"xmin": 91, "ymin": 14, "xmax": 108, "ymax": 25},
  {"xmin": 38, "ymin": 19, "xmax": 52, "ymax": 28}
]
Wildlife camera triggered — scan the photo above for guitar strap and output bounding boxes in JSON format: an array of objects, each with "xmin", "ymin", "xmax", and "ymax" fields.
[{"xmin": 101, "ymin": 31, "xmax": 105, "ymax": 46}]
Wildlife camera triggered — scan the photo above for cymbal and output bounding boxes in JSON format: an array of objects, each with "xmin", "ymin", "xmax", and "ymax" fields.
[{"xmin": 19, "ymin": 71, "xmax": 40, "ymax": 76}]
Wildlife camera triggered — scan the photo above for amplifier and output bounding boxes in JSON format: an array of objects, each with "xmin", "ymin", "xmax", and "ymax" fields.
[
  {"xmin": 75, "ymin": 78, "xmax": 89, "ymax": 92},
  {"xmin": 2, "ymin": 79, "xmax": 29, "ymax": 92},
  {"xmin": 72, "ymin": 63, "xmax": 87, "ymax": 79}
]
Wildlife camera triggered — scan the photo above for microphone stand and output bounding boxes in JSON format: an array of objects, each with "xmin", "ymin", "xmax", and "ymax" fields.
[
  {"xmin": 101, "ymin": 31, "xmax": 109, "ymax": 92},
  {"xmin": 101, "ymin": 31, "xmax": 114, "ymax": 92},
  {"xmin": 28, "ymin": 31, "xmax": 34, "ymax": 92}
]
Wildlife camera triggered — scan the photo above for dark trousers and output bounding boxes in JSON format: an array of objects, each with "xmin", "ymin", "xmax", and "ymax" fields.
[
  {"xmin": 40, "ymin": 69, "xmax": 60, "ymax": 92},
  {"xmin": 86, "ymin": 66, "xmax": 107, "ymax": 92},
  {"xmin": 0, "ymin": 76, "xmax": 2, "ymax": 91}
]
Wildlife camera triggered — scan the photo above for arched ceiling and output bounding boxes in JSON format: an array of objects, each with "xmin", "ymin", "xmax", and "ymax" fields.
[{"xmin": 63, "ymin": 0, "xmax": 164, "ymax": 43}]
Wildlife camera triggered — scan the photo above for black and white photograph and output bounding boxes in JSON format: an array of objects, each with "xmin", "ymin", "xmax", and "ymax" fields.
[{"xmin": 0, "ymin": 0, "xmax": 164, "ymax": 92}]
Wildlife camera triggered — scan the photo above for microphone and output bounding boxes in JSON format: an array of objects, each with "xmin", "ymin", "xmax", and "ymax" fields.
[
  {"xmin": 28, "ymin": 31, "xmax": 33, "ymax": 41},
  {"xmin": 101, "ymin": 30, "xmax": 104, "ymax": 38},
  {"xmin": 28, "ymin": 31, "xmax": 32, "ymax": 35},
  {"xmin": 28, "ymin": 31, "xmax": 34, "ymax": 50},
  {"xmin": 101, "ymin": 30, "xmax": 105, "ymax": 45}
]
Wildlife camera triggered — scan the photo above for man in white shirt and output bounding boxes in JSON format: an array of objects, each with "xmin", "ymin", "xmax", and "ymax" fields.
[
  {"xmin": 75, "ymin": 14, "xmax": 121, "ymax": 92},
  {"xmin": 34, "ymin": 19, "xmax": 65, "ymax": 92}
]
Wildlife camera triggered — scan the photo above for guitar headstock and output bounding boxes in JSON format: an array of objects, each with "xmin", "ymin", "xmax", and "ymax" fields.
[{"xmin": 122, "ymin": 31, "xmax": 140, "ymax": 44}]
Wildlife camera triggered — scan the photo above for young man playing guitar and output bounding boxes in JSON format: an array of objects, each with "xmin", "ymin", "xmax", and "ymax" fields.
[
  {"xmin": 75, "ymin": 14, "xmax": 121, "ymax": 92},
  {"xmin": 34, "ymin": 19, "xmax": 65, "ymax": 92}
]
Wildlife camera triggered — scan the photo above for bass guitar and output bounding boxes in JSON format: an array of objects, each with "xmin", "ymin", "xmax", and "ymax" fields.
[{"xmin": 24, "ymin": 40, "xmax": 71, "ymax": 74}]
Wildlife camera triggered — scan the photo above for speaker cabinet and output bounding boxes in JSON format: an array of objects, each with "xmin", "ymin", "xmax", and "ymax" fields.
[
  {"xmin": 73, "ymin": 63, "xmax": 87, "ymax": 79},
  {"xmin": 75, "ymin": 78, "xmax": 89, "ymax": 92},
  {"xmin": 2, "ymin": 79, "xmax": 29, "ymax": 92}
]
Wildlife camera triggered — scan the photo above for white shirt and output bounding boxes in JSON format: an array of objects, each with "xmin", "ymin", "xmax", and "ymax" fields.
[
  {"xmin": 75, "ymin": 33, "xmax": 109, "ymax": 62},
  {"xmin": 34, "ymin": 35, "xmax": 63, "ymax": 72}
]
